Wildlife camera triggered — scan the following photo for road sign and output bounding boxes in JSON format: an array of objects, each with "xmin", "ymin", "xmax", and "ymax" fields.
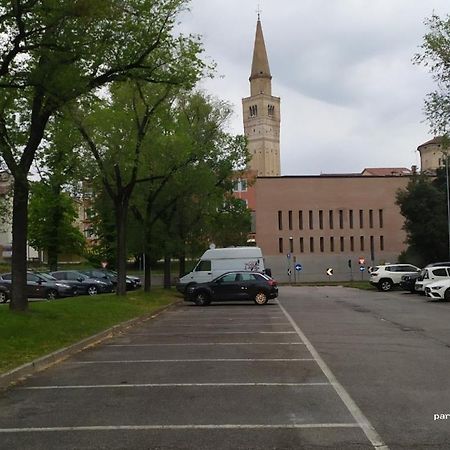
[
  {"xmin": 295, "ymin": 263, "xmax": 302, "ymax": 272},
  {"xmin": 326, "ymin": 268, "xmax": 333, "ymax": 276},
  {"xmin": 360, "ymin": 266, "xmax": 365, "ymax": 272},
  {"xmin": 358, "ymin": 257, "xmax": 365, "ymax": 265},
  {"xmin": 287, "ymin": 268, "xmax": 292, "ymax": 276}
]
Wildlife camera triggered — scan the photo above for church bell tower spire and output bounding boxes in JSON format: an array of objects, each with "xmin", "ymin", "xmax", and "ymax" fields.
[{"xmin": 242, "ymin": 16, "xmax": 281, "ymax": 177}]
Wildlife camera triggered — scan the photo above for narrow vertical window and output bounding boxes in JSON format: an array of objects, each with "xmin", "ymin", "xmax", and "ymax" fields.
[
  {"xmin": 339, "ymin": 210, "xmax": 344, "ymax": 229},
  {"xmin": 309, "ymin": 210, "xmax": 313, "ymax": 230},
  {"xmin": 369, "ymin": 209, "xmax": 374, "ymax": 228},
  {"xmin": 278, "ymin": 238, "xmax": 283, "ymax": 253},
  {"xmin": 330, "ymin": 237, "xmax": 334, "ymax": 252},
  {"xmin": 349, "ymin": 210, "xmax": 354, "ymax": 229},
  {"xmin": 350, "ymin": 236, "xmax": 355, "ymax": 251},
  {"xmin": 310, "ymin": 237, "xmax": 314, "ymax": 253},
  {"xmin": 299, "ymin": 211, "xmax": 303, "ymax": 230},
  {"xmin": 380, "ymin": 235, "xmax": 384, "ymax": 251},
  {"xmin": 300, "ymin": 237, "xmax": 304, "ymax": 253},
  {"xmin": 329, "ymin": 210, "xmax": 334, "ymax": 229},
  {"xmin": 289, "ymin": 237, "xmax": 294, "ymax": 253},
  {"xmin": 319, "ymin": 210, "xmax": 323, "ymax": 229},
  {"xmin": 340, "ymin": 237, "xmax": 344, "ymax": 252},
  {"xmin": 320, "ymin": 237, "xmax": 324, "ymax": 252},
  {"xmin": 379, "ymin": 209, "xmax": 384, "ymax": 228},
  {"xmin": 360, "ymin": 236, "xmax": 365, "ymax": 251},
  {"xmin": 278, "ymin": 211, "xmax": 283, "ymax": 230},
  {"xmin": 288, "ymin": 210, "xmax": 293, "ymax": 230},
  {"xmin": 359, "ymin": 209, "xmax": 364, "ymax": 228},
  {"xmin": 370, "ymin": 236, "xmax": 375, "ymax": 261}
]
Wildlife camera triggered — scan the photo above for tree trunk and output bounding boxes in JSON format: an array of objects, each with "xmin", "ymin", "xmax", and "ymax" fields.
[
  {"xmin": 164, "ymin": 255, "xmax": 171, "ymax": 289},
  {"xmin": 144, "ymin": 254, "xmax": 152, "ymax": 292},
  {"xmin": 115, "ymin": 197, "xmax": 129, "ymax": 296},
  {"xmin": 10, "ymin": 174, "xmax": 29, "ymax": 311}
]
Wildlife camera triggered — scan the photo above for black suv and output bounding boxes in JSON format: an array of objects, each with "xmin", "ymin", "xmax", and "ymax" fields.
[{"xmin": 184, "ymin": 271, "xmax": 278, "ymax": 306}]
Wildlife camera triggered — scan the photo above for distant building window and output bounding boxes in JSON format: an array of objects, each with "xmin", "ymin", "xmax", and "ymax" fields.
[
  {"xmin": 289, "ymin": 237, "xmax": 294, "ymax": 253},
  {"xmin": 330, "ymin": 237, "xmax": 334, "ymax": 252},
  {"xmin": 369, "ymin": 209, "xmax": 374, "ymax": 228},
  {"xmin": 339, "ymin": 210, "xmax": 344, "ymax": 229},
  {"xmin": 329, "ymin": 210, "xmax": 334, "ymax": 229},
  {"xmin": 279, "ymin": 238, "xmax": 283, "ymax": 253},
  {"xmin": 319, "ymin": 210, "xmax": 323, "ymax": 229},
  {"xmin": 340, "ymin": 237, "xmax": 344, "ymax": 252},
  {"xmin": 309, "ymin": 210, "xmax": 313, "ymax": 229},
  {"xmin": 320, "ymin": 237, "xmax": 324, "ymax": 252},
  {"xmin": 379, "ymin": 209, "xmax": 384, "ymax": 228},
  {"xmin": 310, "ymin": 237, "xmax": 314, "ymax": 253},
  {"xmin": 359, "ymin": 210, "xmax": 364, "ymax": 228},
  {"xmin": 370, "ymin": 236, "xmax": 375, "ymax": 261},
  {"xmin": 288, "ymin": 210, "xmax": 293, "ymax": 230},
  {"xmin": 268, "ymin": 104, "xmax": 275, "ymax": 116},
  {"xmin": 233, "ymin": 178, "xmax": 247, "ymax": 192},
  {"xmin": 300, "ymin": 237, "xmax": 304, "ymax": 253},
  {"xmin": 249, "ymin": 105, "xmax": 258, "ymax": 117},
  {"xmin": 278, "ymin": 211, "xmax": 282, "ymax": 230},
  {"xmin": 299, "ymin": 211, "xmax": 303, "ymax": 230},
  {"xmin": 360, "ymin": 236, "xmax": 365, "ymax": 251},
  {"xmin": 350, "ymin": 236, "xmax": 354, "ymax": 252},
  {"xmin": 380, "ymin": 235, "xmax": 384, "ymax": 251},
  {"xmin": 349, "ymin": 210, "xmax": 354, "ymax": 229}
]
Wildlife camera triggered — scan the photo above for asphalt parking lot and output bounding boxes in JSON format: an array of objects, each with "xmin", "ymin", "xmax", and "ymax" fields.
[{"xmin": 0, "ymin": 293, "xmax": 381, "ymax": 450}]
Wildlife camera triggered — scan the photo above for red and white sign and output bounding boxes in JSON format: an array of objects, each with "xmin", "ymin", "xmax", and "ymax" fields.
[{"xmin": 358, "ymin": 257, "xmax": 365, "ymax": 265}]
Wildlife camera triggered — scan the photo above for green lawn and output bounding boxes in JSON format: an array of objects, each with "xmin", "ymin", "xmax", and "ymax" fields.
[{"xmin": 0, "ymin": 289, "xmax": 180, "ymax": 374}]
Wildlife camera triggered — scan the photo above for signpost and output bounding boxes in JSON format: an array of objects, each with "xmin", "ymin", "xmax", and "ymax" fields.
[
  {"xmin": 294, "ymin": 263, "xmax": 302, "ymax": 284},
  {"xmin": 360, "ymin": 265, "xmax": 365, "ymax": 280}
]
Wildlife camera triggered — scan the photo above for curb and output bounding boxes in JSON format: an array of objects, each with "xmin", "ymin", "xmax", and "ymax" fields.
[{"xmin": 0, "ymin": 300, "xmax": 181, "ymax": 390}]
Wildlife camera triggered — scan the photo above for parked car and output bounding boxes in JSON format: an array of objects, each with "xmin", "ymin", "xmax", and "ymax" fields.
[
  {"xmin": 184, "ymin": 270, "xmax": 278, "ymax": 306},
  {"xmin": 414, "ymin": 266, "xmax": 450, "ymax": 295},
  {"xmin": 50, "ymin": 270, "xmax": 114, "ymax": 296},
  {"xmin": 0, "ymin": 272, "xmax": 75, "ymax": 300},
  {"xmin": 424, "ymin": 279, "xmax": 450, "ymax": 301},
  {"xmin": 400, "ymin": 273, "xmax": 421, "ymax": 293},
  {"xmin": 80, "ymin": 269, "xmax": 139, "ymax": 291},
  {"xmin": 369, "ymin": 264, "xmax": 421, "ymax": 291},
  {"xmin": 0, "ymin": 285, "xmax": 10, "ymax": 303}
]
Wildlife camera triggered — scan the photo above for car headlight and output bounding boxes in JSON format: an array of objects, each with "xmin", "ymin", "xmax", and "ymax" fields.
[
  {"xmin": 94, "ymin": 280, "xmax": 107, "ymax": 285},
  {"xmin": 55, "ymin": 283, "xmax": 71, "ymax": 288}
]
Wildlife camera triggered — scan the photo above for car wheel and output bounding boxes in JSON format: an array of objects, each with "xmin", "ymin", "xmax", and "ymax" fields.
[
  {"xmin": 254, "ymin": 291, "xmax": 268, "ymax": 305},
  {"xmin": 46, "ymin": 289, "xmax": 58, "ymax": 300},
  {"xmin": 0, "ymin": 291, "xmax": 8, "ymax": 303},
  {"xmin": 378, "ymin": 279, "xmax": 393, "ymax": 292},
  {"xmin": 87, "ymin": 285, "xmax": 99, "ymax": 296},
  {"xmin": 444, "ymin": 289, "xmax": 450, "ymax": 301},
  {"xmin": 193, "ymin": 291, "xmax": 210, "ymax": 306}
]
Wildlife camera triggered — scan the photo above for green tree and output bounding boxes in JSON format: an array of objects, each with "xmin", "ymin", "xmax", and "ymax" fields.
[
  {"xmin": 396, "ymin": 171, "xmax": 448, "ymax": 265},
  {"xmin": 28, "ymin": 182, "xmax": 85, "ymax": 269},
  {"xmin": 0, "ymin": 0, "xmax": 205, "ymax": 309}
]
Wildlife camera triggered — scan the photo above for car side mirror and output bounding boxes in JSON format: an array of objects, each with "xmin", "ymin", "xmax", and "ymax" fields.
[{"xmin": 215, "ymin": 279, "xmax": 222, "ymax": 284}]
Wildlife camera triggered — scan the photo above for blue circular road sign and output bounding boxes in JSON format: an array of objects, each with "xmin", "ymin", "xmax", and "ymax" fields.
[{"xmin": 295, "ymin": 263, "xmax": 302, "ymax": 272}]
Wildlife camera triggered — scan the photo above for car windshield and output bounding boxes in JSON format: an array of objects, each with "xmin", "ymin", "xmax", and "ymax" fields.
[{"xmin": 36, "ymin": 272, "xmax": 57, "ymax": 281}]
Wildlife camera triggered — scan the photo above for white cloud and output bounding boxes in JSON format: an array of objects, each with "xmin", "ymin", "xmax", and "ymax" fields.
[{"xmin": 181, "ymin": 0, "xmax": 450, "ymax": 175}]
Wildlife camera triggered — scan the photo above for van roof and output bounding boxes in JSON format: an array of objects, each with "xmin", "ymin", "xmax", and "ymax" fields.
[{"xmin": 202, "ymin": 247, "xmax": 263, "ymax": 259}]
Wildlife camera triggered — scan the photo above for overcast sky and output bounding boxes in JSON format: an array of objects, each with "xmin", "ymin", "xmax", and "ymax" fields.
[{"xmin": 179, "ymin": 0, "xmax": 449, "ymax": 175}]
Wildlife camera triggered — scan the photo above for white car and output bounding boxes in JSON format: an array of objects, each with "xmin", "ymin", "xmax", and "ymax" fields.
[
  {"xmin": 369, "ymin": 264, "xmax": 421, "ymax": 291},
  {"xmin": 424, "ymin": 279, "xmax": 450, "ymax": 301},
  {"xmin": 415, "ymin": 266, "xmax": 450, "ymax": 295}
]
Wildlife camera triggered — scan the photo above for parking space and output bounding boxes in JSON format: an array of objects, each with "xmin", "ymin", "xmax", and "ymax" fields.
[{"xmin": 0, "ymin": 299, "xmax": 382, "ymax": 449}]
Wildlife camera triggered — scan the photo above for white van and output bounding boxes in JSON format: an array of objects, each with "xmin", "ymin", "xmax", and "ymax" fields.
[
  {"xmin": 176, "ymin": 247, "xmax": 266, "ymax": 293},
  {"xmin": 415, "ymin": 266, "xmax": 450, "ymax": 294}
]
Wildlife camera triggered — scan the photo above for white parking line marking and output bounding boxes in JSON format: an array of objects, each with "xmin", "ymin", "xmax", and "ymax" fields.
[
  {"xmin": 72, "ymin": 358, "xmax": 315, "ymax": 364},
  {"xmin": 0, "ymin": 423, "xmax": 360, "ymax": 433},
  {"xmin": 107, "ymin": 342, "xmax": 304, "ymax": 346},
  {"xmin": 21, "ymin": 382, "xmax": 331, "ymax": 390},
  {"xmin": 278, "ymin": 303, "xmax": 389, "ymax": 450}
]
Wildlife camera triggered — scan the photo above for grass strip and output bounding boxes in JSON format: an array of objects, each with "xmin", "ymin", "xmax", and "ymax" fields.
[{"xmin": 0, "ymin": 289, "xmax": 179, "ymax": 374}]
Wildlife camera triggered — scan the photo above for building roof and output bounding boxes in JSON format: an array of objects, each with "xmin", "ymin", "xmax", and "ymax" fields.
[
  {"xmin": 249, "ymin": 19, "xmax": 272, "ymax": 82},
  {"xmin": 417, "ymin": 136, "xmax": 445, "ymax": 150},
  {"xmin": 361, "ymin": 167, "xmax": 412, "ymax": 176}
]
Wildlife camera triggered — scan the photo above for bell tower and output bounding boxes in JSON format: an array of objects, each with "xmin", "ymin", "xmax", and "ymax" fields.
[{"xmin": 242, "ymin": 17, "xmax": 281, "ymax": 176}]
